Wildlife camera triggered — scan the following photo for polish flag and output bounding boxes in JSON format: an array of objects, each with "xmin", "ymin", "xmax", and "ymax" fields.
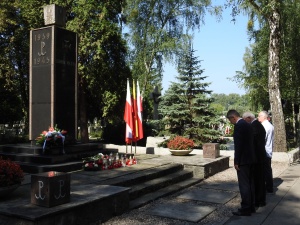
[
  {"xmin": 136, "ymin": 81, "xmax": 143, "ymax": 140},
  {"xmin": 124, "ymin": 79, "xmax": 133, "ymax": 144},
  {"xmin": 132, "ymin": 80, "xmax": 139, "ymax": 141}
]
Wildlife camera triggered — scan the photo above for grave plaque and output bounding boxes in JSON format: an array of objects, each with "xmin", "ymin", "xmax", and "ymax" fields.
[
  {"xmin": 29, "ymin": 26, "xmax": 77, "ymax": 141},
  {"xmin": 203, "ymin": 143, "xmax": 220, "ymax": 159},
  {"xmin": 31, "ymin": 171, "xmax": 71, "ymax": 207}
]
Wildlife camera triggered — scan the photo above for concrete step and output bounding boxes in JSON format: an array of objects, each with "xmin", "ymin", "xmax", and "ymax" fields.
[
  {"xmin": 92, "ymin": 163, "xmax": 197, "ymax": 208},
  {"xmin": 129, "ymin": 177, "xmax": 203, "ymax": 209},
  {"xmin": 0, "ymin": 143, "xmax": 105, "ymax": 173},
  {"xmin": 16, "ymin": 160, "xmax": 83, "ymax": 173},
  {"xmin": 99, "ymin": 163, "xmax": 184, "ymax": 186},
  {"xmin": 0, "ymin": 154, "xmax": 228, "ymax": 225},
  {"xmin": 129, "ymin": 169, "xmax": 194, "ymax": 200}
]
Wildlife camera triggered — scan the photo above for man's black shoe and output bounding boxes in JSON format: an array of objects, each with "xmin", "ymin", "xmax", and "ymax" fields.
[
  {"xmin": 232, "ymin": 211, "xmax": 251, "ymax": 216},
  {"xmin": 255, "ymin": 202, "xmax": 266, "ymax": 207},
  {"xmin": 259, "ymin": 202, "xmax": 266, "ymax": 207},
  {"xmin": 239, "ymin": 208, "xmax": 255, "ymax": 213}
]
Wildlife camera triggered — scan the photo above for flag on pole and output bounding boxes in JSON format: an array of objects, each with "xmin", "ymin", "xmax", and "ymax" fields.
[
  {"xmin": 136, "ymin": 81, "xmax": 143, "ymax": 140},
  {"xmin": 124, "ymin": 79, "xmax": 133, "ymax": 144},
  {"xmin": 132, "ymin": 79, "xmax": 139, "ymax": 141}
]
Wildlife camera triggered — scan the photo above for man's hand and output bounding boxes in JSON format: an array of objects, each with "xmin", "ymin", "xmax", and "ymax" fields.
[{"xmin": 234, "ymin": 164, "xmax": 240, "ymax": 171}]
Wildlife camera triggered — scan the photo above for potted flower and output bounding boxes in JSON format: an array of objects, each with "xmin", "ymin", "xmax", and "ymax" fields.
[
  {"xmin": 0, "ymin": 157, "xmax": 24, "ymax": 197},
  {"xmin": 167, "ymin": 136, "xmax": 195, "ymax": 156}
]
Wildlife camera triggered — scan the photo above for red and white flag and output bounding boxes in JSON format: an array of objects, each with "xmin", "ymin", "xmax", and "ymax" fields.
[
  {"xmin": 124, "ymin": 79, "xmax": 133, "ymax": 144},
  {"xmin": 136, "ymin": 81, "xmax": 143, "ymax": 140},
  {"xmin": 132, "ymin": 80, "xmax": 139, "ymax": 141}
]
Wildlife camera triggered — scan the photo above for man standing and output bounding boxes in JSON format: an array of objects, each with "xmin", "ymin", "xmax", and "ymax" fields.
[
  {"xmin": 258, "ymin": 111, "xmax": 274, "ymax": 193},
  {"xmin": 243, "ymin": 112, "xmax": 267, "ymax": 207},
  {"xmin": 227, "ymin": 110, "xmax": 256, "ymax": 216}
]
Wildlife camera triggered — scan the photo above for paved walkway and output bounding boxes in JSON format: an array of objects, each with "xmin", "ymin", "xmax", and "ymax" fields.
[
  {"xmin": 223, "ymin": 159, "xmax": 300, "ymax": 225},
  {"xmin": 140, "ymin": 150, "xmax": 300, "ymax": 225}
]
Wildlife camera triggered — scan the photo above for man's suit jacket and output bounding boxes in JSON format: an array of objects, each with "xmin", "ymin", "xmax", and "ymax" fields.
[
  {"xmin": 251, "ymin": 119, "xmax": 266, "ymax": 164},
  {"xmin": 233, "ymin": 119, "xmax": 256, "ymax": 165}
]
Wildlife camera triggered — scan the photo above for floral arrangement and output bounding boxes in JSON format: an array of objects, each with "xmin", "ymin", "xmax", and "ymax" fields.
[
  {"xmin": 83, "ymin": 153, "xmax": 137, "ymax": 171},
  {"xmin": 167, "ymin": 136, "xmax": 195, "ymax": 150},
  {"xmin": 35, "ymin": 125, "xmax": 67, "ymax": 150},
  {"xmin": 0, "ymin": 157, "xmax": 24, "ymax": 187}
]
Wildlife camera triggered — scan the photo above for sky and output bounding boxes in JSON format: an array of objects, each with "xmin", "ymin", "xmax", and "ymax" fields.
[{"xmin": 162, "ymin": 6, "xmax": 251, "ymax": 95}]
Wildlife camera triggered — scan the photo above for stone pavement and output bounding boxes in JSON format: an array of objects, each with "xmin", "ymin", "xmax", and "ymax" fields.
[
  {"xmin": 223, "ymin": 159, "xmax": 300, "ymax": 225},
  {"xmin": 143, "ymin": 151, "xmax": 300, "ymax": 224}
]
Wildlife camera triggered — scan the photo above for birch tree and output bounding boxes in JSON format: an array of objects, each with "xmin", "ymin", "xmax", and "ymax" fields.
[{"xmin": 228, "ymin": 0, "xmax": 286, "ymax": 152}]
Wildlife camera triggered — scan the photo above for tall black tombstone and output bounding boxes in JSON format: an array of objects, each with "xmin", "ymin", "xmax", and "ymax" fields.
[{"xmin": 29, "ymin": 4, "xmax": 77, "ymax": 142}]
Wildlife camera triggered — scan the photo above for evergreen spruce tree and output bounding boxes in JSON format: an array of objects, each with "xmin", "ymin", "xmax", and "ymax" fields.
[{"xmin": 159, "ymin": 46, "xmax": 221, "ymax": 145}]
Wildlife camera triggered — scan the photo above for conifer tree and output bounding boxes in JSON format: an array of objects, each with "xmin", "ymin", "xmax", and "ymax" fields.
[{"xmin": 159, "ymin": 45, "xmax": 221, "ymax": 145}]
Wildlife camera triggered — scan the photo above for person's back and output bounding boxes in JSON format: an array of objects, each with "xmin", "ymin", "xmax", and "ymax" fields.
[
  {"xmin": 227, "ymin": 109, "xmax": 256, "ymax": 216},
  {"xmin": 234, "ymin": 118, "xmax": 256, "ymax": 165},
  {"xmin": 243, "ymin": 112, "xmax": 267, "ymax": 207}
]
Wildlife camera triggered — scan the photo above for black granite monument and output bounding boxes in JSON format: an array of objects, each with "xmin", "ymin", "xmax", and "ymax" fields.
[{"xmin": 29, "ymin": 4, "xmax": 77, "ymax": 142}]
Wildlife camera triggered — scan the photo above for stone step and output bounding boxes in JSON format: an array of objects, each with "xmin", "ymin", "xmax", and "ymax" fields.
[
  {"xmin": 16, "ymin": 160, "xmax": 84, "ymax": 173},
  {"xmin": 0, "ymin": 154, "xmax": 229, "ymax": 225},
  {"xmin": 129, "ymin": 177, "xmax": 203, "ymax": 209},
  {"xmin": 0, "ymin": 149, "xmax": 103, "ymax": 164},
  {"xmin": 128, "ymin": 169, "xmax": 194, "ymax": 200},
  {"xmin": 0, "ymin": 143, "xmax": 106, "ymax": 173},
  {"xmin": 99, "ymin": 163, "xmax": 184, "ymax": 187},
  {"xmin": 0, "ymin": 143, "xmax": 101, "ymax": 154}
]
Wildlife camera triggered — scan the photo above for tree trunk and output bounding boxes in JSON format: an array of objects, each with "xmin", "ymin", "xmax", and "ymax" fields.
[
  {"xmin": 292, "ymin": 102, "xmax": 296, "ymax": 143},
  {"xmin": 268, "ymin": 6, "xmax": 287, "ymax": 152},
  {"xmin": 79, "ymin": 80, "xmax": 89, "ymax": 143}
]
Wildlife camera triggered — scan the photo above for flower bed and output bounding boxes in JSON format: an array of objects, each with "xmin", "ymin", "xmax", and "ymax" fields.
[{"xmin": 82, "ymin": 153, "xmax": 137, "ymax": 171}]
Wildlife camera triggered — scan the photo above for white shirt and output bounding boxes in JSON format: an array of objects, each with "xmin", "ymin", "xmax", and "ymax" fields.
[{"xmin": 261, "ymin": 120, "xmax": 274, "ymax": 158}]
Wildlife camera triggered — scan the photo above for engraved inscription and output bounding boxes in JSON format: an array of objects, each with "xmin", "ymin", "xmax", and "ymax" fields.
[
  {"xmin": 54, "ymin": 179, "xmax": 66, "ymax": 199},
  {"xmin": 44, "ymin": 6, "xmax": 55, "ymax": 25},
  {"xmin": 34, "ymin": 180, "xmax": 46, "ymax": 200},
  {"xmin": 34, "ymin": 179, "xmax": 66, "ymax": 201},
  {"xmin": 32, "ymin": 32, "xmax": 51, "ymax": 65}
]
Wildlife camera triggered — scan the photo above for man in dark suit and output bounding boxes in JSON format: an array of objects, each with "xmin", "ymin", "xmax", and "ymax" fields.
[
  {"xmin": 227, "ymin": 110, "xmax": 256, "ymax": 216},
  {"xmin": 243, "ymin": 112, "xmax": 267, "ymax": 208}
]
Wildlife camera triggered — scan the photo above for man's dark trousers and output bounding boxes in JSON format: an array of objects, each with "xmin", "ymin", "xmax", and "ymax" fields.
[{"xmin": 237, "ymin": 164, "xmax": 255, "ymax": 212}]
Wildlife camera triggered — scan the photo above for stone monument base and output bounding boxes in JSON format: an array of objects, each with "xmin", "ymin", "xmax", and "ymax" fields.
[{"xmin": 203, "ymin": 143, "xmax": 220, "ymax": 159}]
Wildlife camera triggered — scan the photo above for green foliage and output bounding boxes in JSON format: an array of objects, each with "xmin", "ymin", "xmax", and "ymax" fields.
[
  {"xmin": 211, "ymin": 93, "xmax": 252, "ymax": 114},
  {"xmin": 0, "ymin": 0, "xmax": 130, "ymax": 136},
  {"xmin": 123, "ymin": 0, "xmax": 220, "ymax": 120},
  {"xmin": 0, "ymin": 0, "xmax": 40, "ymax": 125},
  {"xmin": 66, "ymin": 0, "xmax": 131, "ymax": 125},
  {"xmin": 0, "ymin": 77, "xmax": 23, "ymax": 124},
  {"xmin": 159, "ymin": 45, "xmax": 222, "ymax": 145}
]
